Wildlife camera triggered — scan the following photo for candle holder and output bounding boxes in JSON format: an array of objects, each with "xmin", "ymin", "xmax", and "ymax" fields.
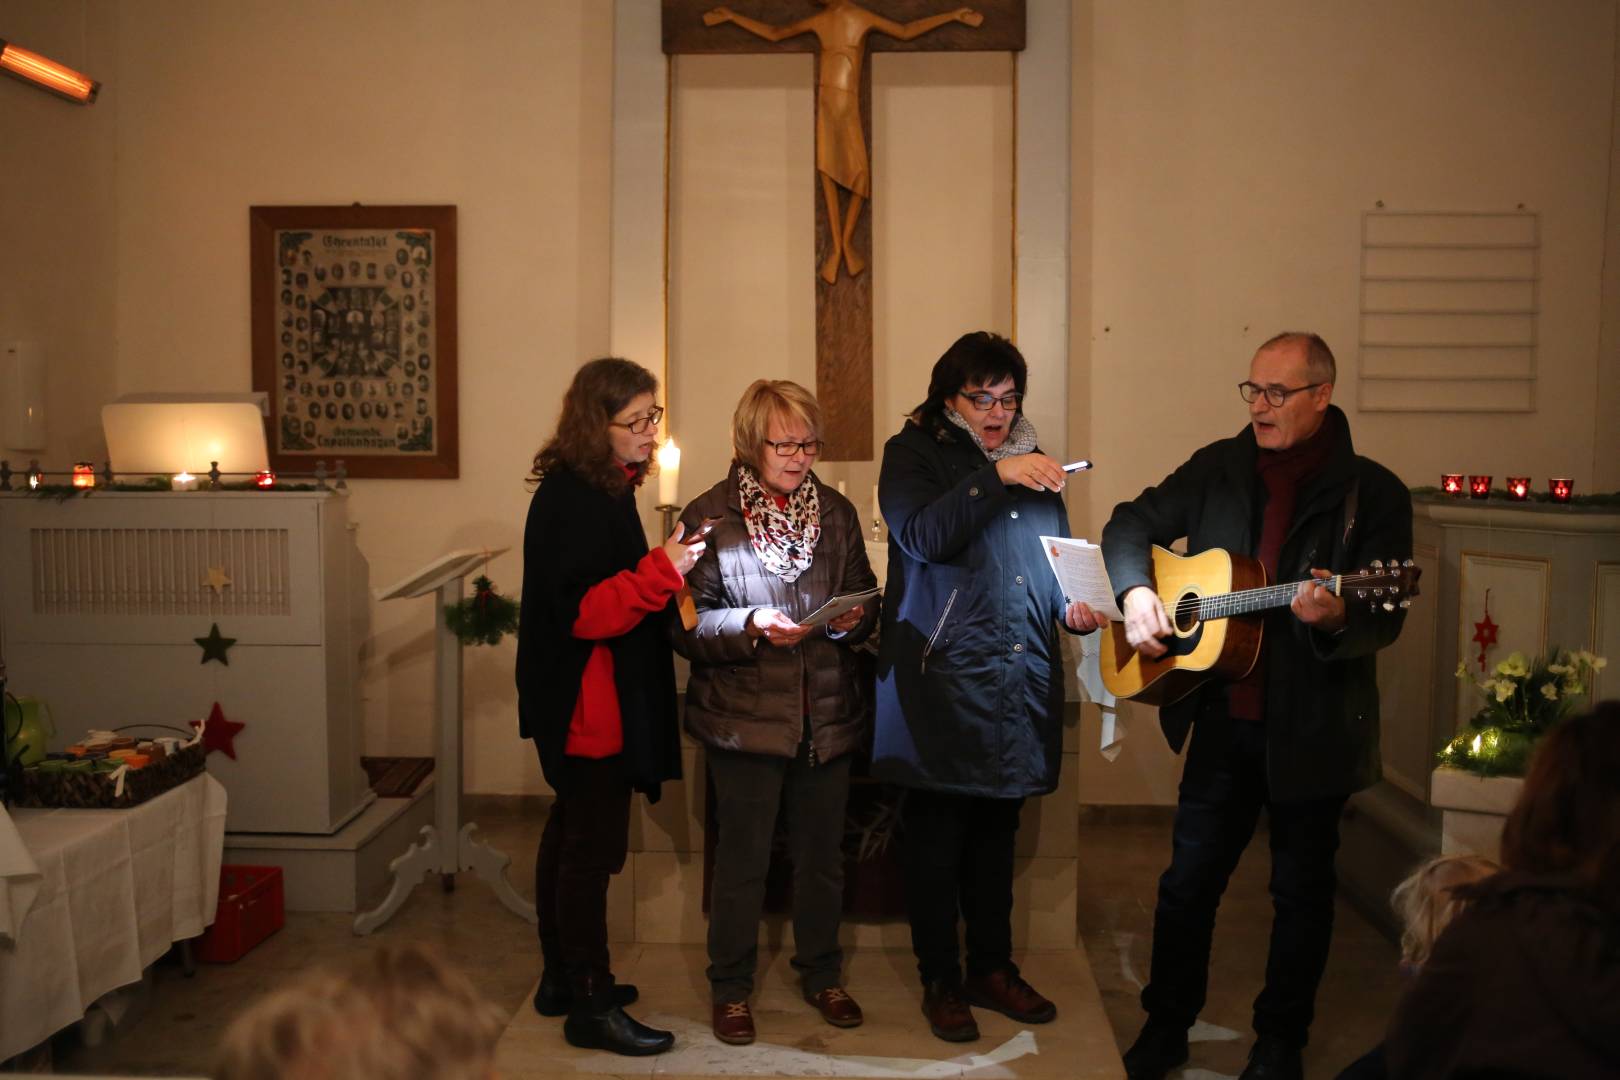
[
  {"xmin": 1505, "ymin": 477, "xmax": 1530, "ymax": 501},
  {"xmin": 1468, "ymin": 475, "xmax": 1492, "ymax": 499},
  {"xmin": 1549, "ymin": 478, "xmax": 1574, "ymax": 504},
  {"xmin": 656, "ymin": 503, "xmax": 680, "ymax": 538},
  {"xmin": 1440, "ymin": 473, "xmax": 1464, "ymax": 496},
  {"xmin": 71, "ymin": 462, "xmax": 96, "ymax": 489}
]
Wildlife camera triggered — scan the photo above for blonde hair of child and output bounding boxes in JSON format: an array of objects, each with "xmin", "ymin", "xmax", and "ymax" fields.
[
  {"xmin": 1390, "ymin": 853, "xmax": 1500, "ymax": 968},
  {"xmin": 213, "ymin": 944, "xmax": 504, "ymax": 1080}
]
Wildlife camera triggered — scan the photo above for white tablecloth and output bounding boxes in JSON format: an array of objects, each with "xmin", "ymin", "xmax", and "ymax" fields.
[{"xmin": 0, "ymin": 775, "xmax": 226, "ymax": 1062}]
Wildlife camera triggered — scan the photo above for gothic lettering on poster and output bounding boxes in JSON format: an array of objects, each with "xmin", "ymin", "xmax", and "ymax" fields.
[{"xmin": 250, "ymin": 205, "xmax": 458, "ymax": 479}]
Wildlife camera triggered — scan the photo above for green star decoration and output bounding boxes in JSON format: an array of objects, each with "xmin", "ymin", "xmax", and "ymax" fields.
[{"xmin": 195, "ymin": 623, "xmax": 237, "ymax": 666}]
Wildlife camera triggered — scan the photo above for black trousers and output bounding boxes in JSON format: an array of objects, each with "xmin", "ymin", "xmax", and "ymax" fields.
[
  {"xmin": 705, "ymin": 741, "xmax": 852, "ymax": 1002},
  {"xmin": 1141, "ymin": 714, "xmax": 1347, "ymax": 1047},
  {"xmin": 900, "ymin": 787, "xmax": 1024, "ymax": 985},
  {"xmin": 534, "ymin": 752, "xmax": 632, "ymax": 992}
]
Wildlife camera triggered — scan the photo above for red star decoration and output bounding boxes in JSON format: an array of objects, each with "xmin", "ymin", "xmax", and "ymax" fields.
[
  {"xmin": 1472, "ymin": 603, "xmax": 1499, "ymax": 672},
  {"xmin": 191, "ymin": 702, "xmax": 246, "ymax": 760}
]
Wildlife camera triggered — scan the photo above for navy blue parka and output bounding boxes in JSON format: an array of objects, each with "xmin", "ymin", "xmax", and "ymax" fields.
[{"xmin": 873, "ymin": 414, "xmax": 1076, "ymax": 798}]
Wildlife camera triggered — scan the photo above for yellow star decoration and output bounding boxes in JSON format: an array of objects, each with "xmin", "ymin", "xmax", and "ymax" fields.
[{"xmin": 202, "ymin": 566, "xmax": 234, "ymax": 594}]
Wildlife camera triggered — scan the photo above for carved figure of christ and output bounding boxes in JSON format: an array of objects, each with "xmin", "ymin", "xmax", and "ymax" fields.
[
  {"xmin": 663, "ymin": 1, "xmax": 1026, "ymax": 460},
  {"xmin": 704, "ymin": 1, "xmax": 983, "ymax": 284}
]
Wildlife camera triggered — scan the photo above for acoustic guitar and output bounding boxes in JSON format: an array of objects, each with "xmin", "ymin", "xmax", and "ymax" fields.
[{"xmin": 1098, "ymin": 545, "xmax": 1421, "ymax": 706}]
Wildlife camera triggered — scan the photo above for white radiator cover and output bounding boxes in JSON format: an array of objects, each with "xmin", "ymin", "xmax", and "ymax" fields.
[{"xmin": 0, "ymin": 490, "xmax": 371, "ymax": 834}]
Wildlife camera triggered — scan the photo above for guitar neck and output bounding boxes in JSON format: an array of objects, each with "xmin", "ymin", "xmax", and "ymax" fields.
[{"xmin": 1195, "ymin": 576, "xmax": 1339, "ymax": 622}]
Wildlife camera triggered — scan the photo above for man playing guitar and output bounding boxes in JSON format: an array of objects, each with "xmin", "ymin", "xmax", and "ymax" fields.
[{"xmin": 1099, "ymin": 332, "xmax": 1414, "ymax": 1080}]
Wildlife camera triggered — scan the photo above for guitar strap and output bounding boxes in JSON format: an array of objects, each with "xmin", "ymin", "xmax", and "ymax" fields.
[{"xmin": 1341, "ymin": 474, "xmax": 1360, "ymax": 555}]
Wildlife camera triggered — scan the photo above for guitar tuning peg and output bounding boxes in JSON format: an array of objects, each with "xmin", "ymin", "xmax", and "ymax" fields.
[
  {"xmin": 1370, "ymin": 559, "xmax": 1384, "ymax": 570},
  {"xmin": 1382, "ymin": 600, "xmax": 1396, "ymax": 612},
  {"xmin": 1399, "ymin": 599, "xmax": 1412, "ymax": 609},
  {"xmin": 1373, "ymin": 587, "xmax": 1384, "ymax": 597},
  {"xmin": 1402, "ymin": 559, "xmax": 1415, "ymax": 568},
  {"xmin": 1356, "ymin": 589, "xmax": 1367, "ymax": 599}
]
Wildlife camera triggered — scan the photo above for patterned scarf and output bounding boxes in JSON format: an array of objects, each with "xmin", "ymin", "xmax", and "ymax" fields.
[
  {"xmin": 736, "ymin": 464, "xmax": 821, "ymax": 582},
  {"xmin": 945, "ymin": 407, "xmax": 1039, "ymax": 461}
]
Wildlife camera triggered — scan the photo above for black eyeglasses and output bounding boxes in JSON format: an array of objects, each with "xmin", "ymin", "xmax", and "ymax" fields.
[
  {"xmin": 609, "ymin": 405, "xmax": 664, "ymax": 434},
  {"xmin": 1237, "ymin": 382, "xmax": 1324, "ymax": 407},
  {"xmin": 763, "ymin": 438, "xmax": 823, "ymax": 457},
  {"xmin": 958, "ymin": 390, "xmax": 1023, "ymax": 412}
]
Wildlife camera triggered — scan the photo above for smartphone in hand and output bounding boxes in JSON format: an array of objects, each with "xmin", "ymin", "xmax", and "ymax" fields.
[{"xmin": 683, "ymin": 516, "xmax": 723, "ymax": 544}]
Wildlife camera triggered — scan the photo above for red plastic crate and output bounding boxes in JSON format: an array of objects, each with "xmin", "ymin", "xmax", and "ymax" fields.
[{"xmin": 195, "ymin": 865, "xmax": 284, "ymax": 963}]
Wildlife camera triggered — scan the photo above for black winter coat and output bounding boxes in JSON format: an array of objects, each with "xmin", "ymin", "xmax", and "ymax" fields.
[
  {"xmin": 1100, "ymin": 406, "xmax": 1412, "ymax": 801},
  {"xmin": 873, "ymin": 416, "xmax": 1076, "ymax": 798},
  {"xmin": 515, "ymin": 466, "xmax": 681, "ymax": 802},
  {"xmin": 672, "ymin": 466, "xmax": 879, "ymax": 763},
  {"xmin": 1385, "ymin": 875, "xmax": 1620, "ymax": 1079}
]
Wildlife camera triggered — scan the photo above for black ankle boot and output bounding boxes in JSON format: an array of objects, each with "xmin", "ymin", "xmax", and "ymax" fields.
[
  {"xmin": 1122, "ymin": 1017, "xmax": 1190, "ymax": 1080},
  {"xmin": 533, "ymin": 969, "xmax": 639, "ymax": 1017},
  {"xmin": 562, "ymin": 983, "xmax": 673, "ymax": 1057}
]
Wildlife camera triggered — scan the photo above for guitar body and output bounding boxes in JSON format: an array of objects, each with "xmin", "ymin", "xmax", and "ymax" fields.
[{"xmin": 1099, "ymin": 545, "xmax": 1268, "ymax": 707}]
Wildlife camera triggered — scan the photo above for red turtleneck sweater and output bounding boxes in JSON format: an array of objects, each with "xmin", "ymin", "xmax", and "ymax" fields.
[{"xmin": 565, "ymin": 466, "xmax": 683, "ymax": 757}]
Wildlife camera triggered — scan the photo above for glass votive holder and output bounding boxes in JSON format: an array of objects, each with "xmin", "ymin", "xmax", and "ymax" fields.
[
  {"xmin": 1505, "ymin": 477, "xmax": 1531, "ymax": 501},
  {"xmin": 1441, "ymin": 473, "xmax": 1464, "ymax": 496},
  {"xmin": 1549, "ymin": 478, "xmax": 1574, "ymax": 503},
  {"xmin": 1468, "ymin": 475, "xmax": 1492, "ymax": 499}
]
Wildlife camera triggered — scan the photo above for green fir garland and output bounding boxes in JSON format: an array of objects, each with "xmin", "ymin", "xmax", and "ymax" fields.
[{"xmin": 445, "ymin": 576, "xmax": 521, "ymax": 647}]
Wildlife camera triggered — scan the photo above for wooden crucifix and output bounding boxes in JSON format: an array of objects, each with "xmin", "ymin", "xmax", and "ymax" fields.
[{"xmin": 663, "ymin": 0, "xmax": 1025, "ymax": 460}]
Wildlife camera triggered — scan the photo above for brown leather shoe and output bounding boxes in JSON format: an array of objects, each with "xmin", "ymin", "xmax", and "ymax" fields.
[
  {"xmin": 963, "ymin": 967, "xmax": 1057, "ymax": 1023},
  {"xmin": 712, "ymin": 1000, "xmax": 756, "ymax": 1045},
  {"xmin": 922, "ymin": 979, "xmax": 979, "ymax": 1042},
  {"xmin": 805, "ymin": 986, "xmax": 864, "ymax": 1028}
]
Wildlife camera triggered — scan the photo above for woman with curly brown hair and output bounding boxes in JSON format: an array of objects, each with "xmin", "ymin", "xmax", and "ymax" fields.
[{"xmin": 515, "ymin": 357, "xmax": 705, "ymax": 1057}]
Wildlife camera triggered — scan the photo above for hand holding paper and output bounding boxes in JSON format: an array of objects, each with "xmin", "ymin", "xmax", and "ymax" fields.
[{"xmin": 1039, "ymin": 537, "xmax": 1124, "ymax": 621}]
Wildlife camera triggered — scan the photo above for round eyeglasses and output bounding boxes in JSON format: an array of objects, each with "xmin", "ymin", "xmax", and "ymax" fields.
[
  {"xmin": 610, "ymin": 405, "xmax": 664, "ymax": 434},
  {"xmin": 1237, "ymin": 382, "xmax": 1323, "ymax": 407}
]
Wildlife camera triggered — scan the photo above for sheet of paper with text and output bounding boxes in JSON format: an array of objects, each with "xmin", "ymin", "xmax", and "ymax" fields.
[{"xmin": 1039, "ymin": 536, "xmax": 1125, "ymax": 622}]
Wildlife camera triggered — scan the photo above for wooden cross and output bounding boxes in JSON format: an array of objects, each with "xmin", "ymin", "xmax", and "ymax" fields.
[{"xmin": 663, "ymin": 0, "xmax": 1025, "ymax": 460}]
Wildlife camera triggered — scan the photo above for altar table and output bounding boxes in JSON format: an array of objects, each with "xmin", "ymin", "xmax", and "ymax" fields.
[{"xmin": 0, "ymin": 775, "xmax": 226, "ymax": 1062}]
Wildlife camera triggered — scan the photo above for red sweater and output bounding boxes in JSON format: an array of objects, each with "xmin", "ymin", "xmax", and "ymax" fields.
[{"xmin": 566, "ymin": 542, "xmax": 683, "ymax": 758}]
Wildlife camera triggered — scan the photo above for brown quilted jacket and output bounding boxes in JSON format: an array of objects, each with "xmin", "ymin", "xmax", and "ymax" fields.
[{"xmin": 671, "ymin": 465, "xmax": 879, "ymax": 762}]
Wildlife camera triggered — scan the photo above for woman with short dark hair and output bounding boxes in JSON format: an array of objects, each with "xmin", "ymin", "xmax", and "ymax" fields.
[
  {"xmin": 515, "ymin": 357, "xmax": 706, "ymax": 1056},
  {"xmin": 874, "ymin": 331, "xmax": 1103, "ymax": 1042}
]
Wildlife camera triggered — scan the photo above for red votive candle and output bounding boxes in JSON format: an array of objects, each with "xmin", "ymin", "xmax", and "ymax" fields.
[
  {"xmin": 1441, "ymin": 473, "xmax": 1464, "ymax": 496},
  {"xmin": 1506, "ymin": 477, "xmax": 1530, "ymax": 501},
  {"xmin": 71, "ymin": 463, "xmax": 96, "ymax": 489},
  {"xmin": 1468, "ymin": 475, "xmax": 1492, "ymax": 499},
  {"xmin": 254, "ymin": 470, "xmax": 276, "ymax": 489},
  {"xmin": 1549, "ymin": 478, "xmax": 1573, "ymax": 503}
]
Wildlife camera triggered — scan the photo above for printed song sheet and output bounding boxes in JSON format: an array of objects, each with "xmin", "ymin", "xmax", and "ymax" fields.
[{"xmin": 1039, "ymin": 537, "xmax": 1124, "ymax": 622}]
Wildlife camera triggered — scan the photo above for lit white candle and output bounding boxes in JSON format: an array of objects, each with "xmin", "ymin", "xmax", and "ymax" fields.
[
  {"xmin": 656, "ymin": 439, "xmax": 681, "ymax": 507},
  {"xmin": 871, "ymin": 484, "xmax": 880, "ymax": 528},
  {"xmin": 171, "ymin": 471, "xmax": 198, "ymax": 492}
]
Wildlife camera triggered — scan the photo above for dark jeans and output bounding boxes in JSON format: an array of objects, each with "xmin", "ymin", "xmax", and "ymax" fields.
[
  {"xmin": 706, "ymin": 740, "xmax": 852, "ymax": 1002},
  {"xmin": 534, "ymin": 751, "xmax": 632, "ymax": 993},
  {"xmin": 900, "ymin": 787, "xmax": 1024, "ymax": 985},
  {"xmin": 1142, "ymin": 714, "xmax": 1347, "ymax": 1047}
]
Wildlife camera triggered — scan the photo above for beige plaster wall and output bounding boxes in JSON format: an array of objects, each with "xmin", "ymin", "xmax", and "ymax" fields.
[
  {"xmin": 1073, "ymin": 0, "xmax": 1619, "ymax": 805},
  {"xmin": 0, "ymin": 0, "xmax": 118, "ymax": 469},
  {"xmin": 101, "ymin": 0, "xmax": 614, "ymax": 795}
]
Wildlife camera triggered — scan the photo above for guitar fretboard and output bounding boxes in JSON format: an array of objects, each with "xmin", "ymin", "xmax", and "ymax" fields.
[{"xmin": 1183, "ymin": 574, "xmax": 1398, "ymax": 622}]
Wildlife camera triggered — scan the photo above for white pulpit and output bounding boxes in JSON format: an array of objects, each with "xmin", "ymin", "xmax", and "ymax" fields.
[{"xmin": 0, "ymin": 490, "xmax": 371, "ymax": 835}]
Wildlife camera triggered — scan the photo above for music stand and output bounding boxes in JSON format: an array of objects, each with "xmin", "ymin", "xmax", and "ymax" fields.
[{"xmin": 353, "ymin": 548, "xmax": 536, "ymax": 934}]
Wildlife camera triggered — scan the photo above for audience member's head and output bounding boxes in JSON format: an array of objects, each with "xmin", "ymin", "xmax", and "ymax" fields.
[
  {"xmin": 1499, "ymin": 700, "xmax": 1620, "ymax": 911},
  {"xmin": 213, "ymin": 944, "xmax": 503, "ymax": 1080},
  {"xmin": 1390, "ymin": 853, "xmax": 1500, "ymax": 968}
]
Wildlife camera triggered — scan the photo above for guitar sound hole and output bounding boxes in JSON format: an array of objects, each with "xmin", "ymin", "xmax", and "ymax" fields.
[{"xmin": 1173, "ymin": 591, "xmax": 1199, "ymax": 634}]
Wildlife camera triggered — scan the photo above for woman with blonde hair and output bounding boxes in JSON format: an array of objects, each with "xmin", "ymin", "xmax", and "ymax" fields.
[{"xmin": 672, "ymin": 378, "xmax": 879, "ymax": 1046}]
